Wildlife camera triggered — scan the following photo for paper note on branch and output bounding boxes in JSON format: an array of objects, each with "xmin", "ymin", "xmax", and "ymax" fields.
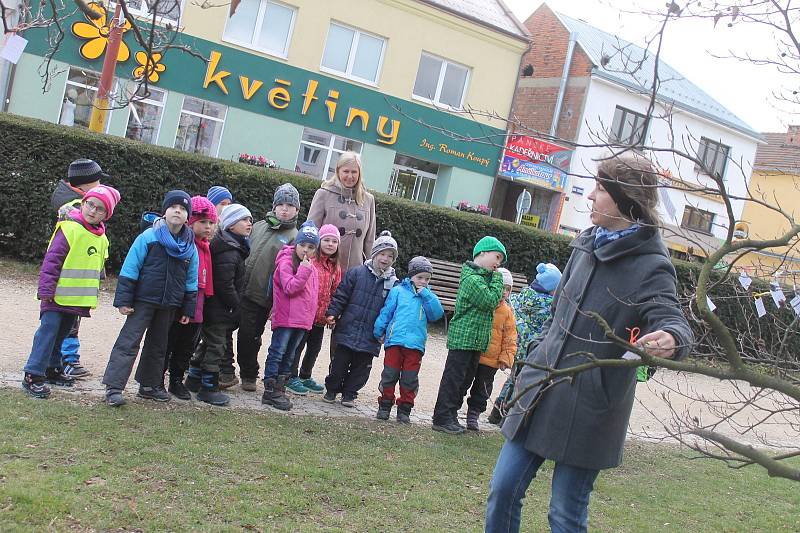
[{"xmin": 755, "ymin": 297, "xmax": 767, "ymax": 318}]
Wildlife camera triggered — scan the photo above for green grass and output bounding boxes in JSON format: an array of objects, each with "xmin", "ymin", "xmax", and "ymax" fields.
[{"xmin": 0, "ymin": 390, "xmax": 796, "ymax": 532}]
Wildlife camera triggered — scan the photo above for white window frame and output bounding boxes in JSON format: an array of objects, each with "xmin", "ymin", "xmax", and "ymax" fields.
[
  {"xmin": 319, "ymin": 21, "xmax": 386, "ymax": 87},
  {"xmin": 125, "ymin": 86, "xmax": 167, "ymax": 145},
  {"xmin": 295, "ymin": 127, "xmax": 363, "ymax": 180},
  {"xmin": 221, "ymin": 0, "xmax": 297, "ymax": 59},
  {"xmin": 173, "ymin": 95, "xmax": 227, "ymax": 158},
  {"xmin": 411, "ymin": 52, "xmax": 471, "ymax": 111},
  {"xmin": 109, "ymin": 0, "xmax": 184, "ymax": 26},
  {"xmin": 61, "ymin": 66, "xmax": 113, "ymax": 133}
]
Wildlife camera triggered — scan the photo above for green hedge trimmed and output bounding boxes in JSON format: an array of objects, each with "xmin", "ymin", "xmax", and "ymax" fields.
[{"xmin": 1, "ymin": 113, "xmax": 796, "ymax": 360}]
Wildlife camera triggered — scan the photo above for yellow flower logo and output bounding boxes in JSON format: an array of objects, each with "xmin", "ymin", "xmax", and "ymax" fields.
[
  {"xmin": 133, "ymin": 51, "xmax": 166, "ymax": 83},
  {"xmin": 71, "ymin": 2, "xmax": 132, "ymax": 62}
]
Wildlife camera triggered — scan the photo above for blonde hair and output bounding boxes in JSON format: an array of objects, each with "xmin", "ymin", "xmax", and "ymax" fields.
[{"xmin": 322, "ymin": 151, "xmax": 367, "ymax": 206}]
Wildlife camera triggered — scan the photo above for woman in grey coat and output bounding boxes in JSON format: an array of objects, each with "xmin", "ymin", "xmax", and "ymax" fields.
[{"xmin": 485, "ymin": 155, "xmax": 694, "ymax": 533}]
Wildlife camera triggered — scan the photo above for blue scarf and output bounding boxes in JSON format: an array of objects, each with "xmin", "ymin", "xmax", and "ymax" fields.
[
  {"xmin": 594, "ymin": 224, "xmax": 640, "ymax": 249},
  {"xmin": 153, "ymin": 217, "xmax": 196, "ymax": 260}
]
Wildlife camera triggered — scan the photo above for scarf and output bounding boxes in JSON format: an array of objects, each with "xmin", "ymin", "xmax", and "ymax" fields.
[
  {"xmin": 153, "ymin": 217, "xmax": 196, "ymax": 260},
  {"xmin": 195, "ymin": 237, "xmax": 213, "ymax": 296},
  {"xmin": 594, "ymin": 224, "xmax": 640, "ymax": 249},
  {"xmin": 68, "ymin": 208, "xmax": 105, "ymax": 236}
]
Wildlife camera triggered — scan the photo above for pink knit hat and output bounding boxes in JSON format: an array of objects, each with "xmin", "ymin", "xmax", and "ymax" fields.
[
  {"xmin": 188, "ymin": 196, "xmax": 219, "ymax": 225},
  {"xmin": 83, "ymin": 185, "xmax": 121, "ymax": 221},
  {"xmin": 319, "ymin": 224, "xmax": 340, "ymax": 243}
]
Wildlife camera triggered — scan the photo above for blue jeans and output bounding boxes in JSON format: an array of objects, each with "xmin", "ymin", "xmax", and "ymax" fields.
[
  {"xmin": 24, "ymin": 312, "xmax": 77, "ymax": 376},
  {"xmin": 485, "ymin": 436, "xmax": 599, "ymax": 533},
  {"xmin": 263, "ymin": 327, "xmax": 306, "ymax": 381}
]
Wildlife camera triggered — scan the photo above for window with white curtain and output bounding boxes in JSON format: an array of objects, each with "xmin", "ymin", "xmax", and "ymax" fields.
[
  {"xmin": 321, "ymin": 22, "xmax": 385, "ymax": 85},
  {"xmin": 223, "ymin": 0, "xmax": 296, "ymax": 58}
]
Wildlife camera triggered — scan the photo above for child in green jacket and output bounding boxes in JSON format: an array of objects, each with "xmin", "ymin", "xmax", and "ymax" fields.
[{"xmin": 432, "ymin": 236, "xmax": 506, "ymax": 434}]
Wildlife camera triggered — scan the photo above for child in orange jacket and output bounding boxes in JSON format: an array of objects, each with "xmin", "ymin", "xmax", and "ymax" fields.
[{"xmin": 463, "ymin": 268, "xmax": 517, "ymax": 431}]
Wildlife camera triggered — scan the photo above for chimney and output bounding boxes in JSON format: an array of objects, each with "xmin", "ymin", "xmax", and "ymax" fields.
[{"xmin": 786, "ymin": 125, "xmax": 800, "ymax": 145}]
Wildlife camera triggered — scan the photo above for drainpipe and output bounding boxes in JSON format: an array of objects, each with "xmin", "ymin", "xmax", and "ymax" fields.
[{"xmin": 550, "ymin": 32, "xmax": 577, "ymax": 137}]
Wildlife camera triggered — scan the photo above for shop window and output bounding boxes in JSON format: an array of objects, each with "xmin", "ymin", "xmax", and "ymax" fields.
[
  {"xmin": 223, "ymin": 0, "xmax": 296, "ymax": 58},
  {"xmin": 610, "ymin": 105, "xmax": 647, "ymax": 146},
  {"xmin": 112, "ymin": 0, "xmax": 182, "ymax": 24},
  {"xmin": 389, "ymin": 154, "xmax": 438, "ymax": 203},
  {"xmin": 174, "ymin": 96, "xmax": 226, "ymax": 157},
  {"xmin": 681, "ymin": 206, "xmax": 714, "ymax": 234},
  {"xmin": 125, "ymin": 86, "xmax": 166, "ymax": 144},
  {"xmin": 412, "ymin": 53, "xmax": 470, "ymax": 110},
  {"xmin": 295, "ymin": 127, "xmax": 363, "ymax": 179},
  {"xmin": 696, "ymin": 137, "xmax": 729, "ymax": 179},
  {"xmin": 60, "ymin": 67, "xmax": 108, "ymax": 130},
  {"xmin": 321, "ymin": 22, "xmax": 385, "ymax": 85}
]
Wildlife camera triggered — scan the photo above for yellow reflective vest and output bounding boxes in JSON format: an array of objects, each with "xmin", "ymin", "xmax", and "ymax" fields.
[{"xmin": 48, "ymin": 220, "xmax": 109, "ymax": 308}]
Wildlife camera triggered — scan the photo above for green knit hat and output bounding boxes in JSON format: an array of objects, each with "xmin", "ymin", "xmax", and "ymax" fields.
[{"xmin": 473, "ymin": 236, "xmax": 507, "ymax": 260}]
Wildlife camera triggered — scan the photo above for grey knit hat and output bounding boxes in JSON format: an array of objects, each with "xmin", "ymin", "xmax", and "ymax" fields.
[
  {"xmin": 371, "ymin": 230, "xmax": 398, "ymax": 258},
  {"xmin": 408, "ymin": 256, "xmax": 433, "ymax": 278},
  {"xmin": 220, "ymin": 203, "xmax": 252, "ymax": 230},
  {"xmin": 273, "ymin": 183, "xmax": 300, "ymax": 209},
  {"xmin": 68, "ymin": 158, "xmax": 109, "ymax": 186}
]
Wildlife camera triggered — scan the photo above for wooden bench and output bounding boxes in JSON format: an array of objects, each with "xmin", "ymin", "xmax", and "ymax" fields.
[{"xmin": 428, "ymin": 258, "xmax": 528, "ymax": 314}]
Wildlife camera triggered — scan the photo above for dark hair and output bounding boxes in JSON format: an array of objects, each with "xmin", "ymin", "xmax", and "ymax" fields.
[{"xmin": 596, "ymin": 154, "xmax": 661, "ymax": 226}]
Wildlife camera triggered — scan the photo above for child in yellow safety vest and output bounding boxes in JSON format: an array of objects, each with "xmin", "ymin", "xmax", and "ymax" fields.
[{"xmin": 22, "ymin": 185, "xmax": 121, "ymax": 399}]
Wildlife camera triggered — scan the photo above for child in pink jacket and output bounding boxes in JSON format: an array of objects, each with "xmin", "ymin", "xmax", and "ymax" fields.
[{"xmin": 261, "ymin": 220, "xmax": 320, "ymax": 411}]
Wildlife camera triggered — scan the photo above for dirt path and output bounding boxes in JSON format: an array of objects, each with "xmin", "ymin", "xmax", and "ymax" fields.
[{"xmin": 2, "ymin": 267, "xmax": 795, "ymax": 448}]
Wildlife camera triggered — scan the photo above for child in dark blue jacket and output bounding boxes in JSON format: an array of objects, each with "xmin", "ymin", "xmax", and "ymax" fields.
[
  {"xmin": 102, "ymin": 190, "xmax": 198, "ymax": 406},
  {"xmin": 323, "ymin": 231, "xmax": 398, "ymax": 407},
  {"xmin": 374, "ymin": 256, "xmax": 444, "ymax": 423}
]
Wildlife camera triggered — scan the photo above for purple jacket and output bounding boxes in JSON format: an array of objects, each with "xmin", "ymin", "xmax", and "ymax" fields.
[
  {"xmin": 38, "ymin": 229, "xmax": 91, "ymax": 317},
  {"xmin": 270, "ymin": 245, "xmax": 319, "ymax": 331}
]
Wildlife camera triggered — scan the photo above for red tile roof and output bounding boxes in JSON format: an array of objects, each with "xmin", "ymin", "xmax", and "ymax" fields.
[{"xmin": 753, "ymin": 132, "xmax": 800, "ymax": 172}]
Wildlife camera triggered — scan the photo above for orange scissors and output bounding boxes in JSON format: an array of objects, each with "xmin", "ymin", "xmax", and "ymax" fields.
[{"xmin": 626, "ymin": 327, "xmax": 641, "ymax": 345}]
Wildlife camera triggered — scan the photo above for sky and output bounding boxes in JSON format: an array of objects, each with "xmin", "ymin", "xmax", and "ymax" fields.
[{"xmin": 504, "ymin": 0, "xmax": 792, "ymax": 134}]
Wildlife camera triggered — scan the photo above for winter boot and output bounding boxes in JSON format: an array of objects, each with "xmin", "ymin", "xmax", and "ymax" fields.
[
  {"xmin": 184, "ymin": 366, "xmax": 202, "ymax": 393},
  {"xmin": 219, "ymin": 372, "xmax": 239, "ymax": 390},
  {"xmin": 241, "ymin": 378, "xmax": 257, "ymax": 392},
  {"xmin": 45, "ymin": 367, "xmax": 75, "ymax": 387},
  {"xmin": 466, "ymin": 408, "xmax": 481, "ymax": 431},
  {"xmin": 396, "ymin": 403, "xmax": 412, "ymax": 424},
  {"xmin": 487, "ymin": 405, "xmax": 503, "ymax": 426},
  {"xmin": 22, "ymin": 372, "xmax": 50, "ymax": 399},
  {"xmin": 168, "ymin": 372, "xmax": 191, "ymax": 400},
  {"xmin": 197, "ymin": 372, "xmax": 230, "ymax": 406},
  {"xmin": 376, "ymin": 399, "xmax": 393, "ymax": 420},
  {"xmin": 261, "ymin": 377, "xmax": 292, "ymax": 411}
]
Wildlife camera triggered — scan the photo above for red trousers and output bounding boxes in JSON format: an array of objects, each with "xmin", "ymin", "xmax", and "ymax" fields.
[{"xmin": 379, "ymin": 346, "xmax": 423, "ymax": 406}]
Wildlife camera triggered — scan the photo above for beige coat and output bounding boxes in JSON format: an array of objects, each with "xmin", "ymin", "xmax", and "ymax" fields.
[{"xmin": 307, "ymin": 182, "xmax": 376, "ymax": 271}]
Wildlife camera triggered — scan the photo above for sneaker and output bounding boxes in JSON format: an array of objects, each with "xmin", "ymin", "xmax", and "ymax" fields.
[
  {"xmin": 432, "ymin": 421, "xmax": 466, "ymax": 435},
  {"xmin": 45, "ymin": 367, "xmax": 75, "ymax": 387},
  {"xmin": 241, "ymin": 378, "xmax": 257, "ymax": 392},
  {"xmin": 219, "ymin": 373, "xmax": 239, "ymax": 390},
  {"xmin": 137, "ymin": 385, "xmax": 171, "ymax": 402},
  {"xmin": 62, "ymin": 362, "xmax": 91, "ymax": 379},
  {"xmin": 21, "ymin": 373, "xmax": 50, "ymax": 399},
  {"xmin": 301, "ymin": 378, "xmax": 324, "ymax": 393},
  {"xmin": 340, "ymin": 397, "xmax": 355, "ymax": 408},
  {"xmin": 106, "ymin": 389, "xmax": 126, "ymax": 407},
  {"xmin": 322, "ymin": 391, "xmax": 337, "ymax": 403},
  {"xmin": 286, "ymin": 377, "xmax": 309, "ymax": 395},
  {"xmin": 168, "ymin": 379, "xmax": 191, "ymax": 400}
]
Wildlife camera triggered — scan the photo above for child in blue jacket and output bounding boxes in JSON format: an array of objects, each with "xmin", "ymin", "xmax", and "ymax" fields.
[
  {"xmin": 102, "ymin": 190, "xmax": 198, "ymax": 406},
  {"xmin": 374, "ymin": 256, "xmax": 444, "ymax": 423}
]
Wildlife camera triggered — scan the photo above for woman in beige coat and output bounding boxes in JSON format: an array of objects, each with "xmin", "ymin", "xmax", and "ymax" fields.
[{"xmin": 307, "ymin": 152, "xmax": 376, "ymax": 271}]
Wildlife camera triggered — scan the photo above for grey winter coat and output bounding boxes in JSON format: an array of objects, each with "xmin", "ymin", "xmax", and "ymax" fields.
[{"xmin": 502, "ymin": 226, "xmax": 693, "ymax": 470}]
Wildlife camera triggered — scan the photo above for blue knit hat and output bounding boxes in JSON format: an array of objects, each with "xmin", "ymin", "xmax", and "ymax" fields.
[
  {"xmin": 162, "ymin": 190, "xmax": 191, "ymax": 214},
  {"xmin": 294, "ymin": 220, "xmax": 320, "ymax": 247},
  {"xmin": 207, "ymin": 185, "xmax": 233, "ymax": 206},
  {"xmin": 535, "ymin": 263, "xmax": 562, "ymax": 293}
]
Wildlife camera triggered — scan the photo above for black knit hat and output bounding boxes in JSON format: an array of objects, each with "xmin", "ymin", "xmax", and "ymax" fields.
[
  {"xmin": 162, "ymin": 190, "xmax": 192, "ymax": 214},
  {"xmin": 67, "ymin": 158, "xmax": 109, "ymax": 186}
]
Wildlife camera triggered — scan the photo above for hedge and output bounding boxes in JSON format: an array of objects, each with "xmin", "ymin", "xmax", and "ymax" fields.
[{"xmin": 0, "ymin": 113, "xmax": 796, "ymax": 360}]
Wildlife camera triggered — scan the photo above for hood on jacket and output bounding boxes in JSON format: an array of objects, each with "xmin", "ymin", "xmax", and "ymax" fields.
[
  {"xmin": 274, "ymin": 244, "xmax": 296, "ymax": 269},
  {"xmin": 264, "ymin": 211, "xmax": 298, "ymax": 230},
  {"xmin": 51, "ymin": 180, "xmax": 83, "ymax": 211},
  {"xmin": 214, "ymin": 229, "xmax": 251, "ymax": 256}
]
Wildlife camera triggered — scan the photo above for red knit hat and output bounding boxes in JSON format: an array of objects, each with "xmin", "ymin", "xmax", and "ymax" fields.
[
  {"xmin": 188, "ymin": 196, "xmax": 219, "ymax": 225},
  {"xmin": 83, "ymin": 185, "xmax": 121, "ymax": 221}
]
